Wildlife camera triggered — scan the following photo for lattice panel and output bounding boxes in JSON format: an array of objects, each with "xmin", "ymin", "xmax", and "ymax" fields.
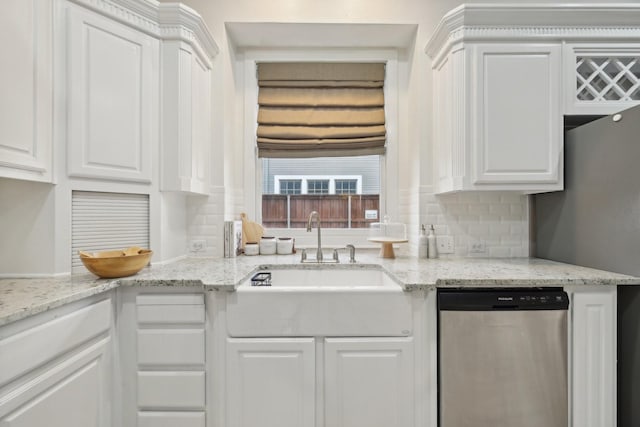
[{"xmin": 576, "ymin": 56, "xmax": 640, "ymax": 101}]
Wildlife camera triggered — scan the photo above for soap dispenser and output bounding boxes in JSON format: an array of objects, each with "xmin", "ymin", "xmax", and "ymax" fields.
[
  {"xmin": 418, "ymin": 225, "xmax": 428, "ymax": 258},
  {"xmin": 427, "ymin": 225, "xmax": 437, "ymax": 259}
]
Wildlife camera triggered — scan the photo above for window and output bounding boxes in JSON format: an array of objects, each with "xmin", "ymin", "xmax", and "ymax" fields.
[
  {"xmin": 279, "ymin": 179, "xmax": 301, "ymax": 194},
  {"xmin": 262, "ymin": 157, "xmax": 379, "ymax": 229},
  {"xmin": 243, "ymin": 48, "xmax": 399, "ymax": 237},
  {"xmin": 307, "ymin": 179, "xmax": 330, "ymax": 194},
  {"xmin": 335, "ymin": 179, "xmax": 358, "ymax": 194}
]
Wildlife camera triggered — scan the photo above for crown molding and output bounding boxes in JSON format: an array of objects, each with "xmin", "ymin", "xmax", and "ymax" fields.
[
  {"xmin": 157, "ymin": 3, "xmax": 219, "ymax": 58},
  {"xmin": 67, "ymin": 0, "xmax": 218, "ymax": 59},
  {"xmin": 426, "ymin": 4, "xmax": 640, "ymax": 59}
]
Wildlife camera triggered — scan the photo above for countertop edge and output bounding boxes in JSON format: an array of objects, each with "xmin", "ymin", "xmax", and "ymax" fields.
[
  {"xmin": 0, "ymin": 281, "xmax": 120, "ymax": 327},
  {"xmin": 3, "ymin": 256, "xmax": 639, "ymax": 327}
]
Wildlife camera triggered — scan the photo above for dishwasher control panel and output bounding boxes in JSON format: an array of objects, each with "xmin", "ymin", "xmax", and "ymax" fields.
[{"xmin": 438, "ymin": 288, "xmax": 569, "ymax": 311}]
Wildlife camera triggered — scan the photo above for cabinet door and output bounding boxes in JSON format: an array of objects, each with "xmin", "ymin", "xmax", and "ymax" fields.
[
  {"xmin": 571, "ymin": 288, "xmax": 616, "ymax": 427},
  {"xmin": 0, "ymin": 349, "xmax": 107, "ymax": 427},
  {"xmin": 161, "ymin": 42, "xmax": 211, "ymax": 194},
  {"xmin": 324, "ymin": 337, "xmax": 414, "ymax": 427},
  {"xmin": 190, "ymin": 54, "xmax": 211, "ymax": 192},
  {"xmin": 0, "ymin": 298, "xmax": 112, "ymax": 427},
  {"xmin": 66, "ymin": 5, "xmax": 158, "ymax": 183},
  {"xmin": 473, "ymin": 44, "xmax": 562, "ymax": 187},
  {"xmin": 0, "ymin": 0, "xmax": 52, "ymax": 182},
  {"xmin": 226, "ymin": 338, "xmax": 315, "ymax": 427}
]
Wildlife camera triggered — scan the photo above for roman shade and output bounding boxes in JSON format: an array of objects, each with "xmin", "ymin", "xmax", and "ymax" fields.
[{"xmin": 257, "ymin": 62, "xmax": 386, "ymax": 158}]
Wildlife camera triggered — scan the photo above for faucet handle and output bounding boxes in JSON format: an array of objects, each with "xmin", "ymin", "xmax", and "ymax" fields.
[
  {"xmin": 333, "ymin": 249, "xmax": 340, "ymax": 263},
  {"xmin": 345, "ymin": 244, "xmax": 356, "ymax": 263},
  {"xmin": 300, "ymin": 249, "xmax": 307, "ymax": 262}
]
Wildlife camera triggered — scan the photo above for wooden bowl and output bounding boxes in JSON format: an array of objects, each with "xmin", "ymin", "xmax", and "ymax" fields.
[{"xmin": 79, "ymin": 249, "xmax": 153, "ymax": 278}]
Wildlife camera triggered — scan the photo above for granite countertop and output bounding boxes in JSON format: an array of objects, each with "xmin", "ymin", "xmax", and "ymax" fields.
[{"xmin": 1, "ymin": 252, "xmax": 638, "ymax": 326}]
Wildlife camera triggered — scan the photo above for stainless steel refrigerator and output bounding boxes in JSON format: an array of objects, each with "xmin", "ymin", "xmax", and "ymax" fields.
[{"xmin": 535, "ymin": 104, "xmax": 640, "ymax": 427}]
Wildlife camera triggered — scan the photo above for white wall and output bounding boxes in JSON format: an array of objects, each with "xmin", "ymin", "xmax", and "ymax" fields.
[{"xmin": 0, "ymin": 179, "xmax": 56, "ymax": 275}]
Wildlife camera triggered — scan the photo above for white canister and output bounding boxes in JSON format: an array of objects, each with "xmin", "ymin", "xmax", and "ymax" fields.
[
  {"xmin": 244, "ymin": 242, "xmax": 259, "ymax": 256},
  {"xmin": 277, "ymin": 237, "xmax": 294, "ymax": 254},
  {"xmin": 259, "ymin": 237, "xmax": 277, "ymax": 255}
]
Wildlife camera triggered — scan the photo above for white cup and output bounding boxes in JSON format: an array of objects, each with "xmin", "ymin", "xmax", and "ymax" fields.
[{"xmin": 277, "ymin": 237, "xmax": 293, "ymax": 254}]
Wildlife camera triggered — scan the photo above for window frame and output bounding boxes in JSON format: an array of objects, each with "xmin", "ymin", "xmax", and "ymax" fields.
[
  {"xmin": 306, "ymin": 179, "xmax": 330, "ymax": 195},
  {"xmin": 243, "ymin": 48, "xmax": 399, "ymax": 246},
  {"xmin": 335, "ymin": 179, "xmax": 358, "ymax": 195},
  {"xmin": 274, "ymin": 174, "xmax": 363, "ymax": 195},
  {"xmin": 277, "ymin": 178, "xmax": 302, "ymax": 195}
]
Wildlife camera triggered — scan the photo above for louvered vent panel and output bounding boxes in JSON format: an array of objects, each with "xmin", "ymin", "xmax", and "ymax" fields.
[
  {"xmin": 576, "ymin": 56, "xmax": 640, "ymax": 101},
  {"xmin": 72, "ymin": 191, "xmax": 150, "ymax": 273}
]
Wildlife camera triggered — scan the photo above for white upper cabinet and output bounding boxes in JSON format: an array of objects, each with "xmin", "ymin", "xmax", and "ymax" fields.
[
  {"xmin": 427, "ymin": 6, "xmax": 563, "ymax": 194},
  {"xmin": 0, "ymin": 0, "xmax": 53, "ymax": 183},
  {"xmin": 426, "ymin": 4, "xmax": 640, "ymax": 194},
  {"xmin": 564, "ymin": 43, "xmax": 640, "ymax": 115},
  {"xmin": 66, "ymin": 4, "xmax": 159, "ymax": 183},
  {"xmin": 161, "ymin": 13, "xmax": 217, "ymax": 194},
  {"xmin": 60, "ymin": 0, "xmax": 217, "ymax": 187},
  {"xmin": 474, "ymin": 44, "xmax": 561, "ymax": 187}
]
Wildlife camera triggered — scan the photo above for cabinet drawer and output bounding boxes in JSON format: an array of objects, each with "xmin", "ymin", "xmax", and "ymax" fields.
[
  {"xmin": 136, "ymin": 294, "xmax": 205, "ymax": 324},
  {"xmin": 137, "ymin": 330, "xmax": 205, "ymax": 366},
  {"xmin": 138, "ymin": 411, "xmax": 205, "ymax": 427},
  {"xmin": 138, "ymin": 371, "xmax": 205, "ymax": 409},
  {"xmin": 0, "ymin": 299, "xmax": 111, "ymax": 386},
  {"xmin": 137, "ymin": 305, "xmax": 205, "ymax": 325},
  {"xmin": 136, "ymin": 294, "xmax": 204, "ymax": 306}
]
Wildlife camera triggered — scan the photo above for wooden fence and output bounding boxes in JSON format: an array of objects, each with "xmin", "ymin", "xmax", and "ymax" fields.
[{"xmin": 262, "ymin": 195, "xmax": 380, "ymax": 229}]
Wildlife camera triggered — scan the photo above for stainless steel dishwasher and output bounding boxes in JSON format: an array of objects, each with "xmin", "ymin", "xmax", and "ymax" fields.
[{"xmin": 438, "ymin": 288, "xmax": 569, "ymax": 427}]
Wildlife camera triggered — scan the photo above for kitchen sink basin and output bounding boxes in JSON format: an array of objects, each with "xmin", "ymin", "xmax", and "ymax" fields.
[{"xmin": 226, "ymin": 265, "xmax": 412, "ymax": 337}]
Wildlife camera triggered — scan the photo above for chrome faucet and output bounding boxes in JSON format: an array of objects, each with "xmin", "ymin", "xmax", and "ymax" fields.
[
  {"xmin": 306, "ymin": 211, "xmax": 323, "ymax": 261},
  {"xmin": 346, "ymin": 244, "xmax": 356, "ymax": 263}
]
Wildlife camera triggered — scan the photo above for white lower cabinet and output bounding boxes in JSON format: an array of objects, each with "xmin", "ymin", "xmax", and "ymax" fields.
[
  {"xmin": 226, "ymin": 338, "xmax": 316, "ymax": 427},
  {"xmin": 226, "ymin": 336, "xmax": 415, "ymax": 427},
  {"xmin": 570, "ymin": 287, "xmax": 617, "ymax": 427},
  {"xmin": 116, "ymin": 289, "xmax": 206, "ymax": 427},
  {"xmin": 324, "ymin": 337, "xmax": 414, "ymax": 427},
  {"xmin": 0, "ymin": 285, "xmax": 621, "ymax": 427},
  {"xmin": 0, "ymin": 297, "xmax": 112, "ymax": 427}
]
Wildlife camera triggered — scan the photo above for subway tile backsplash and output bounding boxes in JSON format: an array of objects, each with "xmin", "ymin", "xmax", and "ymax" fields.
[
  {"xmin": 419, "ymin": 190, "xmax": 529, "ymax": 258},
  {"xmin": 187, "ymin": 189, "xmax": 530, "ymax": 259}
]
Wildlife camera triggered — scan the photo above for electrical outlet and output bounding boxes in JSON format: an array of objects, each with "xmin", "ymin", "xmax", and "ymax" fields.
[
  {"xmin": 436, "ymin": 235, "xmax": 454, "ymax": 254},
  {"xmin": 190, "ymin": 240, "xmax": 206, "ymax": 252},
  {"xmin": 469, "ymin": 239, "xmax": 487, "ymax": 254}
]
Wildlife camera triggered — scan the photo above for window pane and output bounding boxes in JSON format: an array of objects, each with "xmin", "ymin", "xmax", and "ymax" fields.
[
  {"xmin": 307, "ymin": 179, "xmax": 329, "ymax": 194},
  {"xmin": 279, "ymin": 179, "xmax": 301, "ymax": 194},
  {"xmin": 335, "ymin": 179, "xmax": 357, "ymax": 194},
  {"xmin": 262, "ymin": 156, "xmax": 380, "ymax": 229}
]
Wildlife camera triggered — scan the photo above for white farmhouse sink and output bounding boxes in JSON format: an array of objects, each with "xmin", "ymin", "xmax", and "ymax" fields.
[{"xmin": 226, "ymin": 266, "xmax": 412, "ymax": 337}]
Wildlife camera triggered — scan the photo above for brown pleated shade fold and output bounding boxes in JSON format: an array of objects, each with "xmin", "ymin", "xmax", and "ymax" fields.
[{"xmin": 256, "ymin": 62, "xmax": 386, "ymax": 158}]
